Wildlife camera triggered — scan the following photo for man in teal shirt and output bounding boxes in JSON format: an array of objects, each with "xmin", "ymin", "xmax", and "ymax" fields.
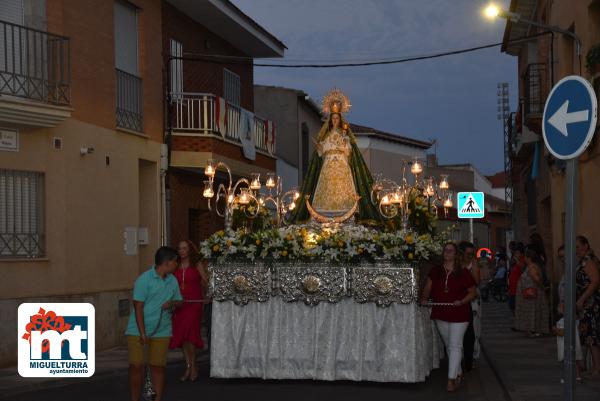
[{"xmin": 126, "ymin": 246, "xmax": 183, "ymax": 401}]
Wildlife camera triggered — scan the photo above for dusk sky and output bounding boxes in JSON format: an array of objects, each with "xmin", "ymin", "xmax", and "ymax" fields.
[{"xmin": 231, "ymin": 0, "xmax": 518, "ymax": 175}]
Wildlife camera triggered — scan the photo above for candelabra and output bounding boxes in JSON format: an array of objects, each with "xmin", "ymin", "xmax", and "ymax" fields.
[
  {"xmin": 202, "ymin": 159, "xmax": 259, "ymax": 232},
  {"xmin": 250, "ymin": 172, "xmax": 300, "ymax": 227},
  {"xmin": 371, "ymin": 157, "xmax": 453, "ymax": 227},
  {"xmin": 202, "ymin": 159, "xmax": 298, "ymax": 230}
]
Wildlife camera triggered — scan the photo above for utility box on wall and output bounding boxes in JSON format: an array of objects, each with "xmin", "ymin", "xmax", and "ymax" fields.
[{"xmin": 124, "ymin": 227, "xmax": 138, "ymax": 255}]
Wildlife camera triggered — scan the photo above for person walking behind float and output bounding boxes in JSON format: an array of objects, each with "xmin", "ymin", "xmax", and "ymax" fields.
[
  {"xmin": 421, "ymin": 242, "xmax": 478, "ymax": 392},
  {"xmin": 458, "ymin": 241, "xmax": 480, "ymax": 372},
  {"xmin": 575, "ymin": 236, "xmax": 600, "ymax": 377},
  {"xmin": 508, "ymin": 243, "xmax": 525, "ymax": 317},
  {"xmin": 126, "ymin": 246, "xmax": 183, "ymax": 401},
  {"xmin": 170, "ymin": 240, "xmax": 208, "ymax": 382},
  {"xmin": 514, "ymin": 246, "xmax": 550, "ymax": 337}
]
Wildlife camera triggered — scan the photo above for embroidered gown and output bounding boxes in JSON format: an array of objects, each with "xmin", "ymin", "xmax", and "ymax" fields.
[{"xmin": 311, "ymin": 128, "xmax": 357, "ymax": 214}]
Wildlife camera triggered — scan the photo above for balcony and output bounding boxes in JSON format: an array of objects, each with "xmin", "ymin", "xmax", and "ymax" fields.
[
  {"xmin": 0, "ymin": 20, "xmax": 71, "ymax": 127},
  {"xmin": 170, "ymin": 92, "xmax": 275, "ymax": 156},
  {"xmin": 116, "ymin": 69, "xmax": 143, "ymax": 132},
  {"xmin": 523, "ymin": 63, "xmax": 547, "ymax": 119}
]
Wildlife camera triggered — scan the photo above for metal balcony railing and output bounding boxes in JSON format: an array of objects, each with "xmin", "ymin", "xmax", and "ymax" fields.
[
  {"xmin": 116, "ymin": 68, "xmax": 143, "ymax": 132},
  {"xmin": 0, "ymin": 20, "xmax": 70, "ymax": 105},
  {"xmin": 524, "ymin": 63, "xmax": 547, "ymax": 117},
  {"xmin": 171, "ymin": 93, "xmax": 275, "ymax": 155}
]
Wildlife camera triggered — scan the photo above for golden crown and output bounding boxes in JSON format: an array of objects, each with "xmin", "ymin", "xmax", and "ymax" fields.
[{"xmin": 321, "ymin": 88, "xmax": 351, "ymax": 115}]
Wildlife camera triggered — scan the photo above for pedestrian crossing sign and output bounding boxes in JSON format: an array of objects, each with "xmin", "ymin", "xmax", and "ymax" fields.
[{"xmin": 457, "ymin": 192, "xmax": 485, "ymax": 219}]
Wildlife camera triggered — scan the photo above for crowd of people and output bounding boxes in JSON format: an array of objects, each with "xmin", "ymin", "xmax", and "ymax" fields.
[
  {"xmin": 421, "ymin": 234, "xmax": 600, "ymax": 392},
  {"xmin": 122, "ymin": 233, "xmax": 600, "ymax": 399}
]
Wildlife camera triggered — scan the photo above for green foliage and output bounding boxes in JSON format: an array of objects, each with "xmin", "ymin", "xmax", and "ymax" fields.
[{"xmin": 586, "ymin": 44, "xmax": 600, "ymax": 75}]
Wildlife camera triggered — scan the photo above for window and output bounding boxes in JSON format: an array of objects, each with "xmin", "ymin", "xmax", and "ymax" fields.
[
  {"xmin": 114, "ymin": 1, "xmax": 142, "ymax": 131},
  {"xmin": 170, "ymin": 39, "xmax": 183, "ymax": 95},
  {"xmin": 0, "ymin": 169, "xmax": 45, "ymax": 258},
  {"xmin": 223, "ymin": 68, "xmax": 240, "ymax": 106}
]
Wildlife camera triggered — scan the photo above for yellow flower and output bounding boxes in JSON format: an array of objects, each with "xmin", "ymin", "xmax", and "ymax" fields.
[
  {"xmin": 217, "ymin": 230, "xmax": 225, "ymax": 237},
  {"xmin": 419, "ymin": 234, "xmax": 429, "ymax": 241},
  {"xmin": 226, "ymin": 240, "xmax": 233, "ymax": 247},
  {"xmin": 337, "ymin": 241, "xmax": 344, "ymax": 248},
  {"xmin": 255, "ymin": 239, "xmax": 261, "ymax": 245},
  {"xmin": 357, "ymin": 247, "xmax": 364, "ymax": 254},
  {"xmin": 286, "ymin": 234, "xmax": 293, "ymax": 241},
  {"xmin": 212, "ymin": 244, "xmax": 220, "ymax": 252},
  {"xmin": 281, "ymin": 250, "xmax": 288, "ymax": 257},
  {"xmin": 405, "ymin": 235, "xmax": 414, "ymax": 244},
  {"xmin": 408, "ymin": 252, "xmax": 414, "ymax": 260}
]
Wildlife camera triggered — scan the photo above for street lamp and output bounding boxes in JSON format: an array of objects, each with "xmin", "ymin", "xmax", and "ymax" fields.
[{"xmin": 483, "ymin": 3, "xmax": 581, "ymax": 56}]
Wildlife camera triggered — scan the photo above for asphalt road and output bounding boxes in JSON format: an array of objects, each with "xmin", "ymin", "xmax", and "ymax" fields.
[{"xmin": 5, "ymin": 357, "xmax": 502, "ymax": 401}]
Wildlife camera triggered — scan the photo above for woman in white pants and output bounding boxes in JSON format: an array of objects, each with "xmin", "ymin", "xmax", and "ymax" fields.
[{"xmin": 421, "ymin": 242, "xmax": 478, "ymax": 392}]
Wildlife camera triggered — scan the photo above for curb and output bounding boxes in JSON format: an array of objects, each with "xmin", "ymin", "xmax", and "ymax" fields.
[{"xmin": 480, "ymin": 339, "xmax": 513, "ymax": 401}]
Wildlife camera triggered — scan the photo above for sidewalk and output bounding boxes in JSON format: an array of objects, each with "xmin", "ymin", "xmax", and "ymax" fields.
[
  {"xmin": 0, "ymin": 346, "xmax": 208, "ymax": 400},
  {"xmin": 481, "ymin": 301, "xmax": 600, "ymax": 401}
]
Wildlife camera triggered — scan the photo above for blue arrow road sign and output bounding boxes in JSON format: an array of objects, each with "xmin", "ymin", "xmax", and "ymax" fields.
[
  {"xmin": 543, "ymin": 75, "xmax": 597, "ymax": 160},
  {"xmin": 457, "ymin": 192, "xmax": 485, "ymax": 219}
]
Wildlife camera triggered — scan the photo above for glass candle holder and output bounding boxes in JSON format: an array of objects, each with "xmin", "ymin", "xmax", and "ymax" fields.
[
  {"xmin": 238, "ymin": 188, "xmax": 251, "ymax": 205},
  {"xmin": 203, "ymin": 181, "xmax": 214, "ymax": 198},
  {"xmin": 439, "ymin": 174, "xmax": 449, "ymax": 190},
  {"xmin": 250, "ymin": 173, "xmax": 261, "ymax": 190},
  {"xmin": 265, "ymin": 173, "xmax": 276, "ymax": 188},
  {"xmin": 410, "ymin": 157, "xmax": 423, "ymax": 176},
  {"xmin": 205, "ymin": 159, "xmax": 216, "ymax": 177}
]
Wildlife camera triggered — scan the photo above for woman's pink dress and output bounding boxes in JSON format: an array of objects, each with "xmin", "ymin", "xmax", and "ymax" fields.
[{"xmin": 169, "ymin": 266, "xmax": 204, "ymax": 349}]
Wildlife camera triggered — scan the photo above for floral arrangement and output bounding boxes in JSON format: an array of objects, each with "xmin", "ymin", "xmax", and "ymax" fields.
[{"xmin": 200, "ymin": 224, "xmax": 451, "ymax": 264}]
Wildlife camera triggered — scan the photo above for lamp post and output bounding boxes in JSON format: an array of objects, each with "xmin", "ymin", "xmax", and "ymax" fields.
[
  {"xmin": 484, "ymin": 4, "xmax": 581, "ymax": 57},
  {"xmin": 485, "ymin": 5, "xmax": 583, "ymax": 401}
]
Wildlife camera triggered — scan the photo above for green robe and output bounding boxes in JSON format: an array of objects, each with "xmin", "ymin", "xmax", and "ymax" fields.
[{"xmin": 290, "ymin": 137, "xmax": 383, "ymax": 226}]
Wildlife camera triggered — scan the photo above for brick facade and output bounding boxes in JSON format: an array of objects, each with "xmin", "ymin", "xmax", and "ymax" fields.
[{"xmin": 162, "ymin": 2, "xmax": 254, "ymax": 111}]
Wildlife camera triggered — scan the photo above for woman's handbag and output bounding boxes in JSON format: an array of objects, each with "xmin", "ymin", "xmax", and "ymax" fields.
[{"xmin": 522, "ymin": 287, "xmax": 538, "ymax": 299}]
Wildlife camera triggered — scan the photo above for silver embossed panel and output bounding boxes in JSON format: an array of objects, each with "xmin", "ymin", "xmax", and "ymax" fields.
[
  {"xmin": 209, "ymin": 261, "xmax": 271, "ymax": 305},
  {"xmin": 275, "ymin": 262, "xmax": 347, "ymax": 305},
  {"xmin": 350, "ymin": 262, "xmax": 418, "ymax": 307}
]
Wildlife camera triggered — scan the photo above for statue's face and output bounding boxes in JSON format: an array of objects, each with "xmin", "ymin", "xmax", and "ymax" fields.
[{"xmin": 331, "ymin": 113, "xmax": 341, "ymax": 128}]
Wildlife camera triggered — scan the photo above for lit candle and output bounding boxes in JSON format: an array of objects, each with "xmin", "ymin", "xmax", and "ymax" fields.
[
  {"xmin": 293, "ymin": 191, "xmax": 300, "ymax": 200},
  {"xmin": 250, "ymin": 173, "xmax": 261, "ymax": 190},
  {"xmin": 205, "ymin": 159, "xmax": 216, "ymax": 177},
  {"xmin": 411, "ymin": 158, "xmax": 423, "ymax": 175},
  {"xmin": 439, "ymin": 175, "xmax": 449, "ymax": 190},
  {"xmin": 239, "ymin": 190, "xmax": 250, "ymax": 205},
  {"xmin": 266, "ymin": 173, "xmax": 276, "ymax": 188},
  {"xmin": 391, "ymin": 191, "xmax": 403, "ymax": 204},
  {"xmin": 288, "ymin": 202, "xmax": 296, "ymax": 211},
  {"xmin": 381, "ymin": 194, "xmax": 391, "ymax": 206},
  {"xmin": 203, "ymin": 181, "xmax": 214, "ymax": 198},
  {"xmin": 443, "ymin": 192, "xmax": 453, "ymax": 208}
]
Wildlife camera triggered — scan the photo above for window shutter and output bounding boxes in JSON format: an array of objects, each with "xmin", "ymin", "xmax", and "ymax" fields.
[{"xmin": 114, "ymin": 1, "xmax": 138, "ymax": 75}]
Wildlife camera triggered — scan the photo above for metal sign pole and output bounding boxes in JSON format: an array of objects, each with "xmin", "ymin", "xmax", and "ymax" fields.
[
  {"xmin": 469, "ymin": 218, "xmax": 474, "ymax": 243},
  {"xmin": 564, "ymin": 158, "xmax": 577, "ymax": 401}
]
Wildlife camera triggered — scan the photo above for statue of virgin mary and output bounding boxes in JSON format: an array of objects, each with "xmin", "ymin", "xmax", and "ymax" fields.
[{"xmin": 290, "ymin": 89, "xmax": 382, "ymax": 225}]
